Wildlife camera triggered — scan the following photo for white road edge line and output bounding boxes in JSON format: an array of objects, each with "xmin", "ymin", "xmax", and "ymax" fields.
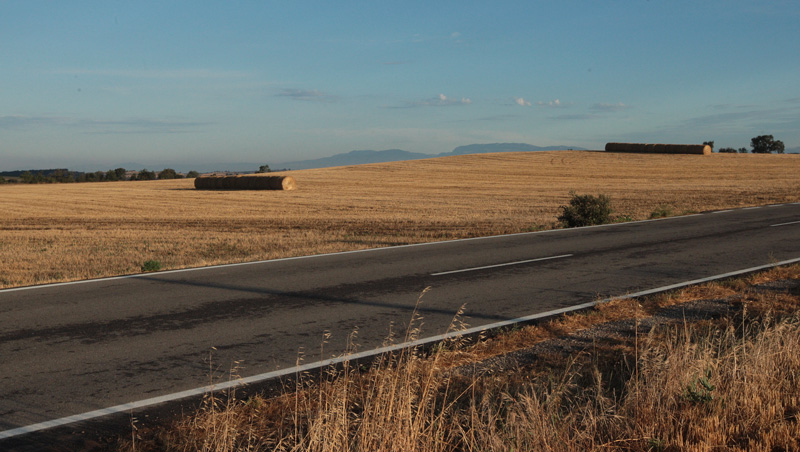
[
  {"xmin": 711, "ymin": 209, "xmax": 733, "ymax": 214},
  {"xmin": 771, "ymin": 220, "xmax": 800, "ymax": 227},
  {"xmin": 3, "ymin": 256, "xmax": 800, "ymax": 441},
  {"xmin": 431, "ymin": 254, "xmax": 573, "ymax": 276}
]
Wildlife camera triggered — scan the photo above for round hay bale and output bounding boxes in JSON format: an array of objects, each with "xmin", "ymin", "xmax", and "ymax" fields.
[
  {"xmin": 194, "ymin": 177, "xmax": 209, "ymax": 189},
  {"xmin": 242, "ymin": 175, "xmax": 260, "ymax": 190},
  {"xmin": 252, "ymin": 175, "xmax": 297, "ymax": 190},
  {"xmin": 604, "ymin": 142, "xmax": 712, "ymax": 155},
  {"xmin": 605, "ymin": 142, "xmax": 634, "ymax": 152},
  {"xmin": 225, "ymin": 176, "xmax": 239, "ymax": 189},
  {"xmin": 194, "ymin": 174, "xmax": 297, "ymax": 190}
]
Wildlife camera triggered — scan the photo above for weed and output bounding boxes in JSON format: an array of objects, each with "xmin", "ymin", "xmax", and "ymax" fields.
[
  {"xmin": 649, "ymin": 205, "xmax": 673, "ymax": 219},
  {"xmin": 557, "ymin": 192, "xmax": 612, "ymax": 227},
  {"xmin": 647, "ymin": 437, "xmax": 666, "ymax": 451},
  {"xmin": 684, "ymin": 369, "xmax": 715, "ymax": 404},
  {"xmin": 141, "ymin": 260, "xmax": 162, "ymax": 272}
]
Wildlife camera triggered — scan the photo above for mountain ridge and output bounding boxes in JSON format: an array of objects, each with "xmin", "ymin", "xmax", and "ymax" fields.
[
  {"xmin": 272, "ymin": 143, "xmax": 586, "ymax": 171},
  {"xmin": 0, "ymin": 143, "xmax": 587, "ymax": 174}
]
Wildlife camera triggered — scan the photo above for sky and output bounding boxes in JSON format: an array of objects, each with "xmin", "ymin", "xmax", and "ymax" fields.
[{"xmin": 2, "ymin": 1, "xmax": 799, "ymax": 171}]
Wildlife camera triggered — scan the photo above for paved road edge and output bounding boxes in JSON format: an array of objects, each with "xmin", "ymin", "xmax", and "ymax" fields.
[{"xmin": 3, "ymin": 256, "xmax": 800, "ymax": 441}]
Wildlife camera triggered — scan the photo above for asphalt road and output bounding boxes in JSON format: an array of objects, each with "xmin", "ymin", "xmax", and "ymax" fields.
[{"xmin": 2, "ymin": 203, "xmax": 800, "ymax": 437}]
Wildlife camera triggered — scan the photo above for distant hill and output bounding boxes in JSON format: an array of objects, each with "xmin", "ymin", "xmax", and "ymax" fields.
[
  {"xmin": 443, "ymin": 143, "xmax": 581, "ymax": 156},
  {"xmin": 0, "ymin": 168, "xmax": 75, "ymax": 177},
  {"xmin": 273, "ymin": 143, "xmax": 586, "ymax": 170},
  {"xmin": 273, "ymin": 149, "xmax": 431, "ymax": 171},
  {"xmin": 0, "ymin": 143, "xmax": 586, "ymax": 174}
]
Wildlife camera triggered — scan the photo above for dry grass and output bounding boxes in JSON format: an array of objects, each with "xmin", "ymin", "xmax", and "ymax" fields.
[
  {"xmin": 119, "ymin": 266, "xmax": 800, "ymax": 452},
  {"xmin": 2, "ymin": 151, "xmax": 799, "ymax": 289}
]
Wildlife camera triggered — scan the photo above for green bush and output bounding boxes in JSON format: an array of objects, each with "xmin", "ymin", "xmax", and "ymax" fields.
[
  {"xmin": 557, "ymin": 192, "xmax": 612, "ymax": 227},
  {"xmin": 141, "ymin": 260, "xmax": 162, "ymax": 272},
  {"xmin": 649, "ymin": 205, "xmax": 673, "ymax": 219}
]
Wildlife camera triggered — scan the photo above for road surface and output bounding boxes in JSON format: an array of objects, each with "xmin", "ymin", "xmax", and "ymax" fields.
[{"xmin": 1, "ymin": 203, "xmax": 799, "ymax": 438}]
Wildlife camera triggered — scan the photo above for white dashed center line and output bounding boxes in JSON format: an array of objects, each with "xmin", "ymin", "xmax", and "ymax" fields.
[
  {"xmin": 771, "ymin": 220, "xmax": 800, "ymax": 227},
  {"xmin": 431, "ymin": 254, "xmax": 573, "ymax": 276}
]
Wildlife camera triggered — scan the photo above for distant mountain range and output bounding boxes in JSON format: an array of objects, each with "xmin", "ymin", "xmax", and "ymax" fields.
[
  {"xmin": 270, "ymin": 143, "xmax": 585, "ymax": 171},
  {"xmin": 5, "ymin": 143, "xmax": 797, "ymax": 175}
]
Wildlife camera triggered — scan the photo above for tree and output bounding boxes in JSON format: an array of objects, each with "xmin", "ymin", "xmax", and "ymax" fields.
[
  {"xmin": 51, "ymin": 169, "xmax": 73, "ymax": 183},
  {"xmin": 257, "ymin": 164, "xmax": 271, "ymax": 173},
  {"xmin": 158, "ymin": 168, "xmax": 178, "ymax": 179},
  {"xmin": 557, "ymin": 193, "xmax": 613, "ymax": 228},
  {"xmin": 114, "ymin": 168, "xmax": 127, "ymax": 180},
  {"xmin": 186, "ymin": 170, "xmax": 200, "ymax": 178},
  {"xmin": 105, "ymin": 169, "xmax": 119, "ymax": 181},
  {"xmin": 135, "ymin": 169, "xmax": 156, "ymax": 181},
  {"xmin": 703, "ymin": 141, "xmax": 715, "ymax": 151},
  {"xmin": 751, "ymin": 135, "xmax": 785, "ymax": 154},
  {"xmin": 20, "ymin": 171, "xmax": 35, "ymax": 183},
  {"xmin": 738, "ymin": 147, "xmax": 748, "ymax": 154},
  {"xmin": 718, "ymin": 147, "xmax": 736, "ymax": 153}
]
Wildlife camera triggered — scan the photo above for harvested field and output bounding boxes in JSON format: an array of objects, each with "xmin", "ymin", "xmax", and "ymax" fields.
[{"xmin": 1, "ymin": 151, "xmax": 799, "ymax": 289}]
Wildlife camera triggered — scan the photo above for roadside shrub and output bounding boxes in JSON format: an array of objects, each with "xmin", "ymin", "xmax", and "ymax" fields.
[
  {"xmin": 650, "ymin": 205, "xmax": 673, "ymax": 219},
  {"xmin": 557, "ymin": 192, "xmax": 612, "ymax": 227},
  {"xmin": 141, "ymin": 260, "xmax": 162, "ymax": 272}
]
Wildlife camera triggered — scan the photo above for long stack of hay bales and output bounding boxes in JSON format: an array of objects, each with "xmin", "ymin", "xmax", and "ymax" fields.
[
  {"xmin": 195, "ymin": 175, "xmax": 297, "ymax": 190},
  {"xmin": 605, "ymin": 143, "xmax": 712, "ymax": 155}
]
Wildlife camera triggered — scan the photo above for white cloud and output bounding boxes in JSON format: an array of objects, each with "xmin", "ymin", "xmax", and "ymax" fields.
[
  {"xmin": 0, "ymin": 115, "xmax": 64, "ymax": 129},
  {"xmin": 0, "ymin": 114, "xmax": 209, "ymax": 134},
  {"xmin": 397, "ymin": 94, "xmax": 472, "ymax": 108},
  {"xmin": 514, "ymin": 97, "xmax": 532, "ymax": 107},
  {"xmin": 537, "ymin": 99, "xmax": 563, "ymax": 108},
  {"xmin": 277, "ymin": 89, "xmax": 337, "ymax": 102},
  {"xmin": 53, "ymin": 68, "xmax": 251, "ymax": 80},
  {"xmin": 591, "ymin": 102, "xmax": 629, "ymax": 112}
]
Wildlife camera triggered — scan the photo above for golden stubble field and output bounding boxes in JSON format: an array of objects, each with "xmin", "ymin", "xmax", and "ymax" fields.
[{"xmin": 1, "ymin": 151, "xmax": 799, "ymax": 289}]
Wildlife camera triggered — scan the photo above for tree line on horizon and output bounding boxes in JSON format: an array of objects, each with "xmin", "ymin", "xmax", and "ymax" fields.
[
  {"xmin": 1, "ymin": 135, "xmax": 789, "ymax": 185},
  {"xmin": 0, "ymin": 168, "xmax": 200, "ymax": 184},
  {"xmin": 707, "ymin": 135, "xmax": 786, "ymax": 154}
]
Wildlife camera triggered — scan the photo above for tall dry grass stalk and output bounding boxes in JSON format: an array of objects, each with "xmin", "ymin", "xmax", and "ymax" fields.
[{"xmin": 124, "ymin": 311, "xmax": 800, "ymax": 451}]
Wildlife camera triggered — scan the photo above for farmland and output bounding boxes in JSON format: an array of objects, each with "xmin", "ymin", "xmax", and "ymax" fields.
[{"xmin": 1, "ymin": 151, "xmax": 799, "ymax": 289}]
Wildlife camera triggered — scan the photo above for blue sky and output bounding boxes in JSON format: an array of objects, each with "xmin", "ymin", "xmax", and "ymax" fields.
[{"xmin": 2, "ymin": 1, "xmax": 799, "ymax": 171}]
